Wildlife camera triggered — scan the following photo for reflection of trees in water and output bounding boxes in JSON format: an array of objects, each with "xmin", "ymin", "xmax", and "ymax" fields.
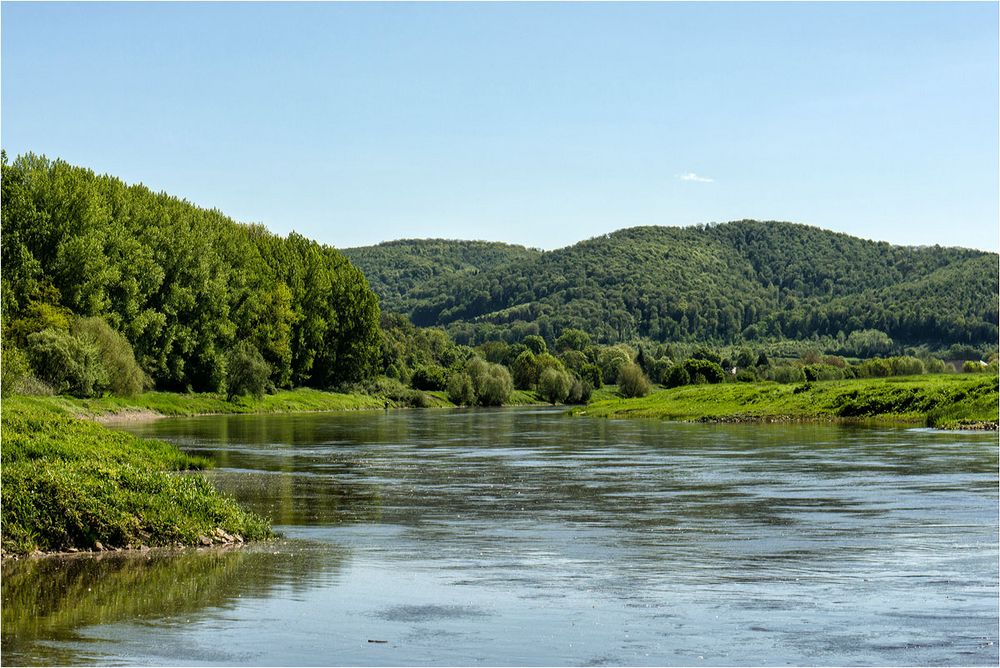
[{"xmin": 1, "ymin": 543, "xmax": 344, "ymax": 664}]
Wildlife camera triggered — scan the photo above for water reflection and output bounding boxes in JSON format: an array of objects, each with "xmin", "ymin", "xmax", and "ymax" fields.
[
  {"xmin": 2, "ymin": 542, "xmax": 345, "ymax": 665},
  {"xmin": 5, "ymin": 409, "xmax": 996, "ymax": 666}
]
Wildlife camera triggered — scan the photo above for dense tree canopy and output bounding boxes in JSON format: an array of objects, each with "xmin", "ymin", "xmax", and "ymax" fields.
[
  {"xmin": 1, "ymin": 153, "xmax": 381, "ymax": 392},
  {"xmin": 346, "ymin": 222, "xmax": 997, "ymax": 349}
]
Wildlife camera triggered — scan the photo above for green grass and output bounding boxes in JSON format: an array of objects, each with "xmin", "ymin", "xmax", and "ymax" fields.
[
  {"xmin": 573, "ymin": 374, "xmax": 999, "ymax": 428},
  {"xmin": 1, "ymin": 397, "xmax": 272, "ymax": 555},
  {"xmin": 23, "ymin": 387, "xmax": 386, "ymax": 420}
]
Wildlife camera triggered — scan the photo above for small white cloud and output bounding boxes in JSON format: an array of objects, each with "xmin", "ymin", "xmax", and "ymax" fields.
[{"xmin": 678, "ymin": 172, "xmax": 715, "ymax": 183}]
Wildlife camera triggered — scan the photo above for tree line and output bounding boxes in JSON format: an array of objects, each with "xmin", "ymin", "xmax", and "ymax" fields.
[{"xmin": 2, "ymin": 152, "xmax": 380, "ymax": 396}]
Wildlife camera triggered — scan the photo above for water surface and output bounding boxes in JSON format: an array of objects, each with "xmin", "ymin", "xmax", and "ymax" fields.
[{"xmin": 4, "ymin": 408, "xmax": 997, "ymax": 665}]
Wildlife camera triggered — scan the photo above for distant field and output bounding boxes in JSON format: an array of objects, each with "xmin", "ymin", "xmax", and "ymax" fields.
[{"xmin": 573, "ymin": 374, "xmax": 999, "ymax": 428}]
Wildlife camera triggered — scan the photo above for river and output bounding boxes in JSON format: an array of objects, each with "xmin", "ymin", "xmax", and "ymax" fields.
[{"xmin": 3, "ymin": 408, "xmax": 997, "ymax": 665}]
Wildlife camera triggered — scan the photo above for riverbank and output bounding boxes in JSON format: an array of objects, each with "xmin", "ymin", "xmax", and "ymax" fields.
[
  {"xmin": 18, "ymin": 386, "xmax": 547, "ymax": 423},
  {"xmin": 1, "ymin": 397, "xmax": 273, "ymax": 557},
  {"xmin": 572, "ymin": 374, "xmax": 999, "ymax": 428}
]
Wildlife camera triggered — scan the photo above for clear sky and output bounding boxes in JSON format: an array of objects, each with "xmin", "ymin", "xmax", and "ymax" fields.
[{"xmin": 2, "ymin": 2, "xmax": 997, "ymax": 251}]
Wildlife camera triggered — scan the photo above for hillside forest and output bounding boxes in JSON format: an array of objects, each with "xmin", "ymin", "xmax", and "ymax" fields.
[{"xmin": 2, "ymin": 152, "xmax": 997, "ymax": 407}]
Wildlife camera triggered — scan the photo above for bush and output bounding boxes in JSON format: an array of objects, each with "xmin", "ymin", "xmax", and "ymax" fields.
[
  {"xmin": 579, "ymin": 363, "xmax": 603, "ymax": 389},
  {"xmin": 72, "ymin": 317, "xmax": 149, "ymax": 396},
  {"xmin": 618, "ymin": 363, "xmax": 651, "ymax": 398},
  {"xmin": 511, "ymin": 350, "xmax": 539, "ymax": 390},
  {"xmin": 768, "ymin": 365, "xmax": 806, "ymax": 383},
  {"xmin": 682, "ymin": 358, "xmax": 725, "ymax": 384},
  {"xmin": 522, "ymin": 335, "xmax": 547, "ymax": 355},
  {"xmin": 566, "ymin": 378, "xmax": 592, "ymax": 404},
  {"xmin": 447, "ymin": 372, "xmax": 476, "ymax": 406},
  {"xmin": 477, "ymin": 365, "xmax": 513, "ymax": 406},
  {"xmin": 538, "ymin": 367, "xmax": 572, "ymax": 404},
  {"xmin": 598, "ymin": 345, "xmax": 633, "ymax": 384},
  {"xmin": 963, "ymin": 360, "xmax": 985, "ymax": 373},
  {"xmin": 1, "ymin": 340, "xmax": 30, "ymax": 396},
  {"xmin": 802, "ymin": 364, "xmax": 845, "ymax": 382},
  {"xmin": 26, "ymin": 328, "xmax": 107, "ymax": 397},
  {"xmin": 888, "ymin": 356, "xmax": 925, "ymax": 377},
  {"xmin": 555, "ymin": 328, "xmax": 590, "ymax": 352},
  {"xmin": 411, "ymin": 364, "xmax": 448, "ymax": 391},
  {"xmin": 225, "ymin": 341, "xmax": 270, "ymax": 400},
  {"xmin": 923, "ymin": 357, "xmax": 947, "ymax": 374},
  {"xmin": 665, "ymin": 365, "xmax": 690, "ymax": 388},
  {"xmin": 651, "ymin": 357, "xmax": 673, "ymax": 384}
]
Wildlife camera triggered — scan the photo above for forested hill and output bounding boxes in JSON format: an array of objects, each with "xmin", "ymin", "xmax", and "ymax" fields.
[
  {"xmin": 342, "ymin": 239, "xmax": 541, "ymax": 313},
  {"xmin": 1, "ymin": 153, "xmax": 381, "ymax": 392},
  {"xmin": 349, "ymin": 222, "xmax": 998, "ymax": 348}
]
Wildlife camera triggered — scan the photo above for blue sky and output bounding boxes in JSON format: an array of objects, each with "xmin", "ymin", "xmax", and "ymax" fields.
[{"xmin": 2, "ymin": 2, "xmax": 997, "ymax": 251}]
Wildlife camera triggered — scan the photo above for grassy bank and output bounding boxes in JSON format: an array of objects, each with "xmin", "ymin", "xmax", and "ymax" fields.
[
  {"xmin": 573, "ymin": 374, "xmax": 998, "ymax": 428},
  {"xmin": 1, "ymin": 397, "xmax": 272, "ymax": 556},
  {"xmin": 20, "ymin": 387, "xmax": 387, "ymax": 420}
]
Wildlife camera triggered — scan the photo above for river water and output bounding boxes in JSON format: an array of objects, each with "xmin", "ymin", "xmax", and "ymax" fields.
[{"xmin": 3, "ymin": 408, "xmax": 997, "ymax": 666}]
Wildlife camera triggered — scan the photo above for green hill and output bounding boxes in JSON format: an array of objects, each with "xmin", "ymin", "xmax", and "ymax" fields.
[
  {"xmin": 348, "ymin": 221, "xmax": 998, "ymax": 348},
  {"xmin": 342, "ymin": 239, "xmax": 542, "ymax": 314}
]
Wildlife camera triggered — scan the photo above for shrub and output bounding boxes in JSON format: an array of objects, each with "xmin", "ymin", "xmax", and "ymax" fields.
[
  {"xmin": 511, "ymin": 350, "xmax": 539, "ymax": 390},
  {"xmin": 72, "ymin": 316, "xmax": 149, "ymax": 396},
  {"xmin": 477, "ymin": 364, "xmax": 513, "ymax": 406},
  {"xmin": 555, "ymin": 329, "xmax": 590, "ymax": 352},
  {"xmin": 651, "ymin": 357, "xmax": 674, "ymax": 385},
  {"xmin": 888, "ymin": 356, "xmax": 925, "ymax": 377},
  {"xmin": 682, "ymin": 358, "xmax": 725, "ymax": 384},
  {"xmin": 579, "ymin": 363, "xmax": 603, "ymax": 389},
  {"xmin": 1, "ymin": 340, "xmax": 30, "ymax": 396},
  {"xmin": 26, "ymin": 328, "xmax": 107, "ymax": 397},
  {"xmin": 522, "ymin": 335, "xmax": 547, "ymax": 355},
  {"xmin": 225, "ymin": 341, "xmax": 270, "ymax": 400},
  {"xmin": 768, "ymin": 365, "xmax": 806, "ymax": 383},
  {"xmin": 447, "ymin": 372, "xmax": 476, "ymax": 406},
  {"xmin": 923, "ymin": 357, "xmax": 947, "ymax": 374},
  {"xmin": 618, "ymin": 363, "xmax": 652, "ymax": 398},
  {"xmin": 411, "ymin": 364, "xmax": 448, "ymax": 391},
  {"xmin": 802, "ymin": 364, "xmax": 845, "ymax": 382},
  {"xmin": 566, "ymin": 378, "xmax": 592, "ymax": 404},
  {"xmin": 538, "ymin": 367, "xmax": 572, "ymax": 405},
  {"xmin": 963, "ymin": 360, "xmax": 985, "ymax": 373},
  {"xmin": 598, "ymin": 345, "xmax": 633, "ymax": 384},
  {"xmin": 665, "ymin": 365, "xmax": 690, "ymax": 388}
]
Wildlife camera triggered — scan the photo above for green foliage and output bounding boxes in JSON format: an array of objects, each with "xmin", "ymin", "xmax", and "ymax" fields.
[
  {"xmin": 665, "ymin": 365, "xmax": 690, "ymax": 388},
  {"xmin": 225, "ymin": 341, "xmax": 271, "ymax": 400},
  {"xmin": 579, "ymin": 363, "xmax": 603, "ymax": 389},
  {"xmin": 803, "ymin": 364, "xmax": 845, "ymax": 382},
  {"xmin": 72, "ymin": 316, "xmax": 149, "ymax": 396},
  {"xmin": 963, "ymin": 360, "xmax": 986, "ymax": 373},
  {"xmin": 682, "ymin": 358, "xmax": 726, "ymax": 384},
  {"xmin": 2, "ymin": 153, "xmax": 381, "ymax": 393},
  {"xmin": 842, "ymin": 329, "xmax": 894, "ymax": 357},
  {"xmin": 618, "ymin": 362, "xmax": 652, "ymax": 398},
  {"xmin": 650, "ymin": 357, "xmax": 674, "ymax": 384},
  {"xmin": 1, "ymin": 339, "xmax": 30, "ymax": 396},
  {"xmin": 26, "ymin": 328, "xmax": 107, "ymax": 397},
  {"xmin": 538, "ymin": 367, "xmax": 572, "ymax": 405},
  {"xmin": 522, "ymin": 335, "xmax": 547, "ymax": 355},
  {"xmin": 598, "ymin": 345, "xmax": 633, "ymax": 384},
  {"xmin": 555, "ymin": 328, "xmax": 591, "ymax": 352},
  {"xmin": 767, "ymin": 365, "xmax": 807, "ymax": 383},
  {"xmin": 566, "ymin": 378, "xmax": 593, "ymax": 404},
  {"xmin": 347, "ymin": 221, "xmax": 997, "ymax": 350},
  {"xmin": 411, "ymin": 363, "xmax": 449, "ymax": 391},
  {"xmin": 1, "ymin": 399, "xmax": 271, "ymax": 554},
  {"xmin": 446, "ymin": 372, "xmax": 476, "ymax": 406},
  {"xmin": 511, "ymin": 350, "xmax": 539, "ymax": 390},
  {"xmin": 464, "ymin": 357, "xmax": 514, "ymax": 406}
]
